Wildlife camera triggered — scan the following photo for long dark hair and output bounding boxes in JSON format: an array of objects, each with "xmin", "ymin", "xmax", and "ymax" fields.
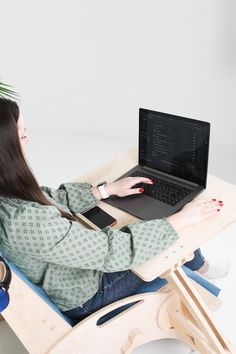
[{"xmin": 0, "ymin": 98, "xmax": 75, "ymax": 221}]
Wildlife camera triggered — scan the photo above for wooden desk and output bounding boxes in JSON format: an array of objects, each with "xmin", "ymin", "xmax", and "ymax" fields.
[{"xmin": 73, "ymin": 146, "xmax": 236, "ymax": 354}]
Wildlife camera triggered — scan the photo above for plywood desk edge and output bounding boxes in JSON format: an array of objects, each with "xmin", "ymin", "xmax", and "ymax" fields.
[{"xmin": 73, "ymin": 146, "xmax": 236, "ymax": 281}]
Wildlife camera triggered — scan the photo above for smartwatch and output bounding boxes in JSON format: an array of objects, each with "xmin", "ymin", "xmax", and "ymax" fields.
[{"xmin": 97, "ymin": 181, "xmax": 110, "ymax": 199}]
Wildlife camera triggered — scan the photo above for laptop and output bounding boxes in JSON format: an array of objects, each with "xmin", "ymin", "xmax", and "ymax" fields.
[{"xmin": 105, "ymin": 108, "xmax": 210, "ymax": 220}]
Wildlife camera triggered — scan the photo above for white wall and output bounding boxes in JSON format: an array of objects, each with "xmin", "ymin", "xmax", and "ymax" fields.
[{"xmin": 1, "ymin": 0, "xmax": 236, "ymax": 144}]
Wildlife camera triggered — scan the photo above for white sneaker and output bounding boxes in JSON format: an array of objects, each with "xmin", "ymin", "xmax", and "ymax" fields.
[{"xmin": 198, "ymin": 260, "xmax": 230, "ymax": 280}]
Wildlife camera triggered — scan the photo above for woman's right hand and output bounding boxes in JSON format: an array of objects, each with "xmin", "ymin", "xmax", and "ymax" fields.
[{"xmin": 167, "ymin": 198, "xmax": 223, "ymax": 231}]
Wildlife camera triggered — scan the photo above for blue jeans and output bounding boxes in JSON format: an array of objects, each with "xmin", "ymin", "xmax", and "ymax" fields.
[
  {"xmin": 64, "ymin": 249, "xmax": 217, "ymax": 325},
  {"xmin": 184, "ymin": 248, "xmax": 205, "ymax": 270}
]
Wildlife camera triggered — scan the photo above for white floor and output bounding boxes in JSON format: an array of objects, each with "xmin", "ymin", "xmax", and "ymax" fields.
[{"xmin": 0, "ymin": 133, "xmax": 236, "ymax": 354}]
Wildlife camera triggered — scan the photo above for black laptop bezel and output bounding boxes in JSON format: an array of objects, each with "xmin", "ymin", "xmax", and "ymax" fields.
[{"xmin": 138, "ymin": 108, "xmax": 210, "ymax": 188}]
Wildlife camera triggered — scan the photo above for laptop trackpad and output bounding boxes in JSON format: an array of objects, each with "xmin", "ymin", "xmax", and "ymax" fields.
[{"xmin": 106, "ymin": 194, "xmax": 173, "ymax": 220}]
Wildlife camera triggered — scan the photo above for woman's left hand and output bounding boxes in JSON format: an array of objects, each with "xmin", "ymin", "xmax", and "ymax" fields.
[{"xmin": 106, "ymin": 177, "xmax": 153, "ymax": 197}]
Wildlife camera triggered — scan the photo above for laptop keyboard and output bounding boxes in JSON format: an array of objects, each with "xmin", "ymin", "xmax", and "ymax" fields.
[{"xmin": 129, "ymin": 171, "xmax": 193, "ymax": 206}]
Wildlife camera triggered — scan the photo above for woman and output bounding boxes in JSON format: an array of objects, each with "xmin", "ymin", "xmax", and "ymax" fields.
[{"xmin": 0, "ymin": 98, "xmax": 225, "ymax": 323}]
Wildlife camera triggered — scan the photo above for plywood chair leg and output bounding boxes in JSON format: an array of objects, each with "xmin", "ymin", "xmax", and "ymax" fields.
[
  {"xmin": 166, "ymin": 267, "xmax": 234, "ymax": 354},
  {"xmin": 169, "ymin": 304, "xmax": 218, "ymax": 354}
]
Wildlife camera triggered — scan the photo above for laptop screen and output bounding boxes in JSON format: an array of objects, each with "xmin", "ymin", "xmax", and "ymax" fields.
[{"xmin": 139, "ymin": 108, "xmax": 210, "ymax": 187}]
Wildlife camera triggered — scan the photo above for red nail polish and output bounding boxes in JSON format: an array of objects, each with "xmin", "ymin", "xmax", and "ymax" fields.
[
  {"xmin": 139, "ymin": 188, "xmax": 144, "ymax": 193},
  {"xmin": 219, "ymin": 203, "xmax": 223, "ymax": 206},
  {"xmin": 217, "ymin": 209, "xmax": 220, "ymax": 212},
  {"xmin": 212, "ymin": 198, "xmax": 216, "ymax": 201},
  {"xmin": 218, "ymin": 200, "xmax": 223, "ymax": 203}
]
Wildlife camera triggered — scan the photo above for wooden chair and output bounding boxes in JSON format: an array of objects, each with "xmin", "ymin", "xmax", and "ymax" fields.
[{"xmin": 1, "ymin": 147, "xmax": 236, "ymax": 354}]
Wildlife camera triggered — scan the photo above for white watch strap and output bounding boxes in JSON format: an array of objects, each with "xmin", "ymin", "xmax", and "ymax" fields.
[{"xmin": 97, "ymin": 184, "xmax": 110, "ymax": 199}]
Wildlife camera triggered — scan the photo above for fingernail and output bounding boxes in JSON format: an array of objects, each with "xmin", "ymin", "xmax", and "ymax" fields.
[
  {"xmin": 218, "ymin": 200, "xmax": 223, "ymax": 203},
  {"xmin": 139, "ymin": 188, "xmax": 144, "ymax": 193},
  {"xmin": 218, "ymin": 203, "xmax": 223, "ymax": 206},
  {"xmin": 217, "ymin": 209, "xmax": 220, "ymax": 212},
  {"xmin": 212, "ymin": 198, "xmax": 216, "ymax": 201}
]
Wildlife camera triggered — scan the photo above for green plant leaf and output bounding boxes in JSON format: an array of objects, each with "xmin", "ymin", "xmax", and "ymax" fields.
[
  {"xmin": 0, "ymin": 91, "xmax": 17, "ymax": 99},
  {"xmin": 0, "ymin": 81, "xmax": 19, "ymax": 100}
]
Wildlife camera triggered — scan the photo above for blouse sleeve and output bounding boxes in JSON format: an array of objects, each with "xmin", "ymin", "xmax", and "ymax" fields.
[
  {"xmin": 7, "ymin": 204, "xmax": 179, "ymax": 273},
  {"xmin": 41, "ymin": 182, "xmax": 98, "ymax": 213}
]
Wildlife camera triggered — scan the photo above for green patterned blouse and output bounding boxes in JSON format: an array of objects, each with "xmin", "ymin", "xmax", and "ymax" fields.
[{"xmin": 0, "ymin": 183, "xmax": 179, "ymax": 311}]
